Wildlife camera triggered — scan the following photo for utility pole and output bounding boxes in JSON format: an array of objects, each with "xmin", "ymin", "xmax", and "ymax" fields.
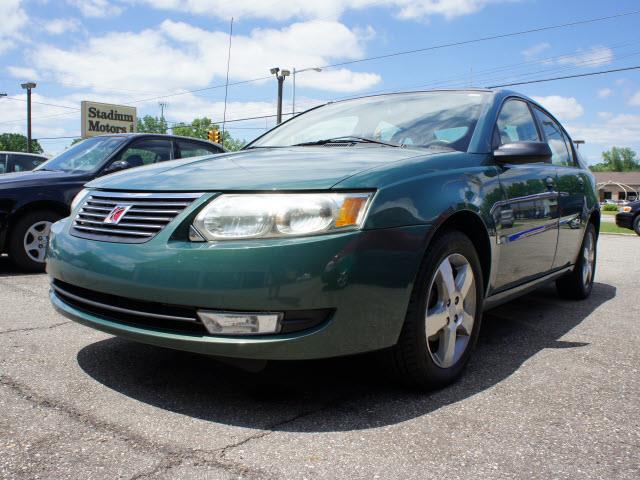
[
  {"xmin": 158, "ymin": 102, "xmax": 167, "ymax": 133},
  {"xmin": 21, "ymin": 82, "xmax": 36, "ymax": 153},
  {"xmin": 270, "ymin": 67, "xmax": 290, "ymax": 124}
]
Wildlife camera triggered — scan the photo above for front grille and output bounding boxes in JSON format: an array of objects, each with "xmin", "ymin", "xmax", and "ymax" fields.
[
  {"xmin": 52, "ymin": 279, "xmax": 334, "ymax": 336},
  {"xmin": 71, "ymin": 191, "xmax": 202, "ymax": 243}
]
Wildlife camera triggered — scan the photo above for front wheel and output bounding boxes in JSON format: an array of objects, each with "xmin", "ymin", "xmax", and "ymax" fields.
[
  {"xmin": 633, "ymin": 216, "xmax": 640, "ymax": 236},
  {"xmin": 555, "ymin": 223, "xmax": 597, "ymax": 300},
  {"xmin": 8, "ymin": 210, "xmax": 63, "ymax": 272},
  {"xmin": 382, "ymin": 230, "xmax": 484, "ymax": 390}
]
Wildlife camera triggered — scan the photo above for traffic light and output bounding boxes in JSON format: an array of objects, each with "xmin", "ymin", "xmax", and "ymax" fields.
[{"xmin": 208, "ymin": 129, "xmax": 221, "ymax": 143}]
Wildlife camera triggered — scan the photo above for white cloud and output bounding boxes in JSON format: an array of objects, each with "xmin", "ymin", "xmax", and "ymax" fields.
[
  {"xmin": 597, "ymin": 88, "xmax": 613, "ymax": 99},
  {"xmin": 43, "ymin": 18, "xmax": 82, "ymax": 35},
  {"xmin": 67, "ymin": 0, "xmax": 123, "ymax": 18},
  {"xmin": 566, "ymin": 113, "xmax": 640, "ymax": 146},
  {"xmin": 629, "ymin": 91, "xmax": 640, "ymax": 106},
  {"xmin": 25, "ymin": 19, "xmax": 380, "ymax": 94},
  {"xmin": 555, "ymin": 45, "xmax": 614, "ymax": 68},
  {"xmin": 7, "ymin": 66, "xmax": 38, "ymax": 79},
  {"xmin": 521, "ymin": 42, "xmax": 551, "ymax": 59},
  {"xmin": 0, "ymin": 0, "xmax": 28, "ymax": 53},
  {"xmin": 532, "ymin": 95, "xmax": 584, "ymax": 121},
  {"xmin": 131, "ymin": 0, "xmax": 517, "ymax": 21}
]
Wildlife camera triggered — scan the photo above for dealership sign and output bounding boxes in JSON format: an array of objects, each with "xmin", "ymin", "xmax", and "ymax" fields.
[{"xmin": 81, "ymin": 101, "xmax": 136, "ymax": 138}]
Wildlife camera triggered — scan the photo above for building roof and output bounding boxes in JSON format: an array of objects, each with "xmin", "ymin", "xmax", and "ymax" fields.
[{"xmin": 593, "ymin": 172, "xmax": 640, "ymax": 187}]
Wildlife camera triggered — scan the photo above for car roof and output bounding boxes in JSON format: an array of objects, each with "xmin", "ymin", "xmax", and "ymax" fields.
[
  {"xmin": 93, "ymin": 133, "xmax": 219, "ymax": 143},
  {"xmin": 0, "ymin": 151, "xmax": 48, "ymax": 157}
]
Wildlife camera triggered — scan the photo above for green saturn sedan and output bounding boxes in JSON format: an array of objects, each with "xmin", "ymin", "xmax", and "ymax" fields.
[{"xmin": 47, "ymin": 89, "xmax": 599, "ymax": 389}]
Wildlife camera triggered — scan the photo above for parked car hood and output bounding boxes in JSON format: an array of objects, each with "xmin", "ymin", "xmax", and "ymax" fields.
[
  {"xmin": 87, "ymin": 147, "xmax": 431, "ymax": 191},
  {"xmin": 0, "ymin": 169, "xmax": 81, "ymax": 188}
]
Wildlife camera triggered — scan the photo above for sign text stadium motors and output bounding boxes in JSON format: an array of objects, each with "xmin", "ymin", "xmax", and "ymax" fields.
[{"xmin": 81, "ymin": 101, "xmax": 137, "ymax": 138}]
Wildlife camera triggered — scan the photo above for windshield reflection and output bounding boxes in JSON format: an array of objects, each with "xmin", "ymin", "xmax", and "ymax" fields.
[
  {"xmin": 37, "ymin": 136, "xmax": 126, "ymax": 173},
  {"xmin": 249, "ymin": 92, "xmax": 490, "ymax": 152}
]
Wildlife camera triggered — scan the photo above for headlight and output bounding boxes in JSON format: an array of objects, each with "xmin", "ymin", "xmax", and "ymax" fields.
[
  {"xmin": 193, "ymin": 192, "xmax": 373, "ymax": 241},
  {"xmin": 620, "ymin": 206, "xmax": 632, "ymax": 213},
  {"xmin": 70, "ymin": 188, "xmax": 90, "ymax": 211}
]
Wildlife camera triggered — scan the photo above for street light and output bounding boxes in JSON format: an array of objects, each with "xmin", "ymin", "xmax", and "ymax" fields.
[
  {"xmin": 573, "ymin": 140, "xmax": 585, "ymax": 149},
  {"xmin": 21, "ymin": 82, "xmax": 36, "ymax": 153},
  {"xmin": 271, "ymin": 68, "xmax": 290, "ymax": 124},
  {"xmin": 292, "ymin": 67, "xmax": 322, "ymax": 115}
]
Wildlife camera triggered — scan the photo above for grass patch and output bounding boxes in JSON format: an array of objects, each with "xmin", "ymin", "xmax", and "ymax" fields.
[
  {"xmin": 600, "ymin": 223, "xmax": 635, "ymax": 235},
  {"xmin": 601, "ymin": 210, "xmax": 617, "ymax": 216}
]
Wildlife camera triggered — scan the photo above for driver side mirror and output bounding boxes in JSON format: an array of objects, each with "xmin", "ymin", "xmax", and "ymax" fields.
[
  {"xmin": 103, "ymin": 159, "xmax": 130, "ymax": 174},
  {"xmin": 493, "ymin": 141, "xmax": 552, "ymax": 165}
]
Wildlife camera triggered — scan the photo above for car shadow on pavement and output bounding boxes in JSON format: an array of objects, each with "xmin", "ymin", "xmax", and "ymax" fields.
[
  {"xmin": 76, "ymin": 282, "xmax": 616, "ymax": 432},
  {"xmin": 0, "ymin": 255, "xmax": 38, "ymax": 277}
]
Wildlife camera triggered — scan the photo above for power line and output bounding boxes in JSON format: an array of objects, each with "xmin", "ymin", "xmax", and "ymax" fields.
[
  {"xmin": 487, "ymin": 65, "xmax": 640, "ymax": 88},
  {"xmin": 2, "ymin": 96, "xmax": 79, "ymax": 111},
  {"xmin": 314, "ymin": 9, "xmax": 640, "ymax": 71}
]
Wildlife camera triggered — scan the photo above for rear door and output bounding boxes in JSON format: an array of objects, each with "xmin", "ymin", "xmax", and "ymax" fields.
[
  {"xmin": 493, "ymin": 98, "xmax": 559, "ymax": 290},
  {"xmin": 532, "ymin": 107, "xmax": 587, "ymax": 269}
]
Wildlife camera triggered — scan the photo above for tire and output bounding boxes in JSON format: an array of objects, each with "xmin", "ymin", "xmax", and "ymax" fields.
[
  {"xmin": 555, "ymin": 222, "xmax": 597, "ymax": 300},
  {"xmin": 382, "ymin": 230, "xmax": 484, "ymax": 391},
  {"xmin": 8, "ymin": 210, "xmax": 63, "ymax": 273},
  {"xmin": 633, "ymin": 215, "xmax": 640, "ymax": 236}
]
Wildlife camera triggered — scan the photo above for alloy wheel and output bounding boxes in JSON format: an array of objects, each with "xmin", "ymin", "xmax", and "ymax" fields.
[
  {"xmin": 425, "ymin": 253, "xmax": 476, "ymax": 368},
  {"xmin": 582, "ymin": 230, "xmax": 595, "ymax": 288},
  {"xmin": 23, "ymin": 220, "xmax": 52, "ymax": 263}
]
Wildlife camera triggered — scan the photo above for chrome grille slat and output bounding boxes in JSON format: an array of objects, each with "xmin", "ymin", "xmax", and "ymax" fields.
[
  {"xmin": 71, "ymin": 191, "xmax": 203, "ymax": 243},
  {"xmin": 75, "ymin": 219, "xmax": 166, "ymax": 229},
  {"xmin": 73, "ymin": 225, "xmax": 155, "ymax": 236},
  {"xmin": 88, "ymin": 199, "xmax": 191, "ymax": 208}
]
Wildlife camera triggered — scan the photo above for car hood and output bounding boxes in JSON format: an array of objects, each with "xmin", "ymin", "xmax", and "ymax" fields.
[
  {"xmin": 87, "ymin": 147, "xmax": 429, "ymax": 191},
  {"xmin": 0, "ymin": 169, "xmax": 77, "ymax": 188}
]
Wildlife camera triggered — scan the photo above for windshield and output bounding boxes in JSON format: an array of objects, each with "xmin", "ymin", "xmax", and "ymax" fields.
[
  {"xmin": 250, "ymin": 91, "xmax": 490, "ymax": 152},
  {"xmin": 36, "ymin": 136, "xmax": 126, "ymax": 173}
]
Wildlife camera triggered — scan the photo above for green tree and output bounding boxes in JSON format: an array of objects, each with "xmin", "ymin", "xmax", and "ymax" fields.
[
  {"xmin": 590, "ymin": 147, "xmax": 640, "ymax": 172},
  {"xmin": 136, "ymin": 115, "xmax": 168, "ymax": 134},
  {"xmin": 173, "ymin": 117, "xmax": 246, "ymax": 151},
  {"xmin": 0, "ymin": 133, "xmax": 43, "ymax": 153}
]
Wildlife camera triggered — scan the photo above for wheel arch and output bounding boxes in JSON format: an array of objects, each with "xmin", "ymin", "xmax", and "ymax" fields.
[
  {"xmin": 427, "ymin": 209, "xmax": 492, "ymax": 296},
  {"xmin": 6, "ymin": 200, "xmax": 69, "ymax": 242}
]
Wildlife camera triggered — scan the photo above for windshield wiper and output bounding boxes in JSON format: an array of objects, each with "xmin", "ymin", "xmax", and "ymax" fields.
[{"xmin": 292, "ymin": 136, "xmax": 400, "ymax": 147}]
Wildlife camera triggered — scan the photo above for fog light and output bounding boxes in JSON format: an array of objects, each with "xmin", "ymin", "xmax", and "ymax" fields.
[{"xmin": 197, "ymin": 310, "xmax": 283, "ymax": 335}]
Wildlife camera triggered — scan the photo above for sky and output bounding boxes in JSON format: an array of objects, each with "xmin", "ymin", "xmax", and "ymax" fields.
[{"xmin": 1, "ymin": 0, "xmax": 639, "ymax": 163}]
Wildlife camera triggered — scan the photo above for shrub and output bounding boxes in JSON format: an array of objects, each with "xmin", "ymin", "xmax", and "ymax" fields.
[{"xmin": 603, "ymin": 204, "xmax": 619, "ymax": 211}]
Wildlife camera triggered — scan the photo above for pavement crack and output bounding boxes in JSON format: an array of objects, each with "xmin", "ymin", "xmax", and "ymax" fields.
[
  {"xmin": 0, "ymin": 320, "xmax": 72, "ymax": 335},
  {"xmin": 0, "ymin": 373, "xmax": 273, "ymax": 479}
]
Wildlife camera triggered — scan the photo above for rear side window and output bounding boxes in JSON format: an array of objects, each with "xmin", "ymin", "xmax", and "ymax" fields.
[
  {"xmin": 533, "ymin": 108, "xmax": 573, "ymax": 167},
  {"xmin": 177, "ymin": 141, "xmax": 221, "ymax": 159},
  {"xmin": 495, "ymin": 100, "xmax": 540, "ymax": 146},
  {"xmin": 7, "ymin": 154, "xmax": 45, "ymax": 172},
  {"xmin": 120, "ymin": 139, "xmax": 173, "ymax": 167}
]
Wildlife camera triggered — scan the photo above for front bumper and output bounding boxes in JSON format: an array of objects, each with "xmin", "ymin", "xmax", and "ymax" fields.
[
  {"xmin": 615, "ymin": 212, "xmax": 634, "ymax": 229},
  {"xmin": 47, "ymin": 218, "xmax": 430, "ymax": 360}
]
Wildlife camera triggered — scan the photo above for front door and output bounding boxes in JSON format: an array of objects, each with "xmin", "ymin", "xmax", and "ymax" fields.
[{"xmin": 492, "ymin": 99, "xmax": 559, "ymax": 291}]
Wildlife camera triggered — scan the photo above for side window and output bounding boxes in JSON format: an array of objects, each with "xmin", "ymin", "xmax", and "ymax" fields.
[
  {"xmin": 177, "ymin": 141, "xmax": 220, "ymax": 159},
  {"xmin": 495, "ymin": 100, "xmax": 540, "ymax": 147},
  {"xmin": 7, "ymin": 154, "xmax": 42, "ymax": 172},
  {"xmin": 533, "ymin": 108, "xmax": 572, "ymax": 167},
  {"xmin": 120, "ymin": 139, "xmax": 173, "ymax": 167},
  {"xmin": 561, "ymin": 130, "xmax": 576, "ymax": 166}
]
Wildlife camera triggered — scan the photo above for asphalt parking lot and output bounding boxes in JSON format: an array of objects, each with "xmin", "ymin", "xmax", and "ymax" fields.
[{"xmin": 0, "ymin": 234, "xmax": 638, "ymax": 479}]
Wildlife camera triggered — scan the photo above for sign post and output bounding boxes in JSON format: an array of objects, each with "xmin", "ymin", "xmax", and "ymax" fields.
[{"xmin": 81, "ymin": 101, "xmax": 137, "ymax": 138}]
